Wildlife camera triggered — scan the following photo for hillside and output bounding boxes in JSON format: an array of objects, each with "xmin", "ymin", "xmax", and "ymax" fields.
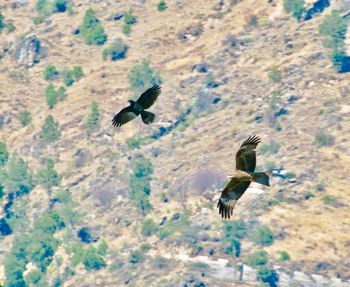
[{"xmin": 0, "ymin": 0, "xmax": 350, "ymax": 286}]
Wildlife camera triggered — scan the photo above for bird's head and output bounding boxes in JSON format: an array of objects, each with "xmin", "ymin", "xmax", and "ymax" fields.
[{"xmin": 128, "ymin": 100, "xmax": 136, "ymax": 106}]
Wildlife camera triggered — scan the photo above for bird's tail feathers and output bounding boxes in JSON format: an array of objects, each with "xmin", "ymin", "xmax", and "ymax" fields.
[
  {"xmin": 252, "ymin": 171, "xmax": 271, "ymax": 186},
  {"xmin": 141, "ymin": 111, "xmax": 155, "ymax": 124}
]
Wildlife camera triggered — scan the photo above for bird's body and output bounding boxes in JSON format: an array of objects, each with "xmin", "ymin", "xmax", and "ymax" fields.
[
  {"xmin": 112, "ymin": 85, "xmax": 161, "ymax": 127},
  {"xmin": 217, "ymin": 135, "xmax": 271, "ymax": 219}
]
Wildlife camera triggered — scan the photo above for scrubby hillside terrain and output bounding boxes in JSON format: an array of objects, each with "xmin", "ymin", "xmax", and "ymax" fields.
[{"xmin": 0, "ymin": 0, "xmax": 350, "ymax": 286}]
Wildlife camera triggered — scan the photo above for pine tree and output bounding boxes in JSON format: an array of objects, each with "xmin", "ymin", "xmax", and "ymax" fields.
[
  {"xmin": 0, "ymin": 154, "xmax": 34, "ymax": 195},
  {"xmin": 40, "ymin": 115, "xmax": 60, "ymax": 144},
  {"xmin": 85, "ymin": 101, "xmax": 100, "ymax": 134},
  {"xmin": 36, "ymin": 159, "xmax": 61, "ymax": 209}
]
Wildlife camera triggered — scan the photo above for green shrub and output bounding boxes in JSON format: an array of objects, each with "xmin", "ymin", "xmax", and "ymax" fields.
[
  {"xmin": 223, "ymin": 219, "xmax": 247, "ymax": 241},
  {"xmin": 124, "ymin": 8, "xmax": 137, "ymax": 25},
  {"xmin": 319, "ymin": 10, "xmax": 348, "ymax": 72},
  {"xmin": 129, "ymin": 250, "xmax": 144, "ymax": 265},
  {"xmin": 45, "ymin": 83, "xmax": 58, "ymax": 108},
  {"xmin": 6, "ymin": 22, "xmax": 15, "ymax": 33},
  {"xmin": 283, "ymin": 0, "xmax": 305, "ymax": 20},
  {"xmin": 53, "ymin": 0, "xmax": 66, "ymax": 13},
  {"xmin": 256, "ymin": 266, "xmax": 279, "ymax": 286},
  {"xmin": 259, "ymin": 140, "xmax": 281, "ymax": 155},
  {"xmin": 315, "ymin": 130, "xmax": 335, "ymax": 146},
  {"xmin": 40, "ymin": 115, "xmax": 60, "ymax": 143},
  {"xmin": 82, "ymin": 246, "xmax": 106, "ymax": 271},
  {"xmin": 247, "ymin": 250, "xmax": 268, "ymax": 267},
  {"xmin": 4, "ymin": 254, "xmax": 26, "ymax": 287},
  {"xmin": 128, "ymin": 59, "xmax": 162, "ymax": 94},
  {"xmin": 319, "ymin": 10, "xmax": 347, "ymax": 50},
  {"xmin": 81, "ymin": 8, "xmax": 107, "ymax": 45},
  {"xmin": 0, "ymin": 154, "xmax": 34, "ymax": 195},
  {"xmin": 157, "ymin": 1, "xmax": 167, "ymax": 12},
  {"xmin": 36, "ymin": 158, "xmax": 61, "ymax": 195},
  {"xmin": 36, "ymin": 0, "xmax": 53, "ymax": 16},
  {"xmin": 126, "ymin": 135, "xmax": 143, "ymax": 149},
  {"xmin": 122, "ymin": 23, "xmax": 131, "ymax": 36},
  {"xmin": 0, "ymin": 141, "xmax": 9, "ymax": 166},
  {"xmin": 122, "ymin": 8, "xmax": 136, "ymax": 36},
  {"xmin": 330, "ymin": 49, "xmax": 347, "ymax": 72},
  {"xmin": 102, "ymin": 38, "xmax": 128, "ymax": 61},
  {"xmin": 44, "ymin": 64, "xmax": 59, "ymax": 81},
  {"xmin": 97, "ymin": 239, "xmax": 108, "ymax": 256},
  {"xmin": 19, "ymin": 110, "xmax": 32, "ymax": 127},
  {"xmin": 268, "ymin": 66, "xmax": 282, "ymax": 83},
  {"xmin": 157, "ymin": 212, "xmax": 191, "ymax": 241},
  {"xmin": 279, "ymin": 250, "xmax": 290, "ymax": 261},
  {"xmin": 34, "ymin": 211, "xmax": 65, "ymax": 234},
  {"xmin": 63, "ymin": 70, "xmax": 74, "ymax": 86},
  {"xmin": 252, "ymin": 225, "xmax": 275, "ymax": 247},
  {"xmin": 322, "ymin": 195, "xmax": 335, "ymax": 205},
  {"xmin": 141, "ymin": 218, "xmax": 158, "ymax": 237},
  {"xmin": 72, "ymin": 66, "xmax": 84, "ymax": 80},
  {"xmin": 129, "ymin": 155, "xmax": 154, "ymax": 214},
  {"xmin": 85, "ymin": 101, "xmax": 100, "ymax": 134}
]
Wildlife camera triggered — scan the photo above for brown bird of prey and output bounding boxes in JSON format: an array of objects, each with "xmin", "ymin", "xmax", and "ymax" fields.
[
  {"xmin": 112, "ymin": 85, "xmax": 161, "ymax": 127},
  {"xmin": 217, "ymin": 135, "xmax": 271, "ymax": 219}
]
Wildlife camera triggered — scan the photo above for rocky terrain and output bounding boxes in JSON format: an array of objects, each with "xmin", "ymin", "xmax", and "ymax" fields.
[{"xmin": 0, "ymin": 0, "xmax": 350, "ymax": 286}]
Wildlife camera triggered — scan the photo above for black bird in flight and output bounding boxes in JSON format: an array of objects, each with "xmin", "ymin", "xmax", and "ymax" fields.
[{"xmin": 112, "ymin": 85, "xmax": 161, "ymax": 127}]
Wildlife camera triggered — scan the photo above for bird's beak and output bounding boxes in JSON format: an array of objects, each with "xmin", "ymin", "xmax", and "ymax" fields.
[{"xmin": 226, "ymin": 175, "xmax": 234, "ymax": 180}]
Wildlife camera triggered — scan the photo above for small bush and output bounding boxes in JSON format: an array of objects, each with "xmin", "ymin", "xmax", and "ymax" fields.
[
  {"xmin": 102, "ymin": 38, "xmax": 128, "ymax": 61},
  {"xmin": 279, "ymin": 250, "xmax": 290, "ymax": 261},
  {"xmin": 81, "ymin": 8, "xmax": 107, "ymax": 45},
  {"xmin": 122, "ymin": 23, "xmax": 132, "ymax": 36},
  {"xmin": 85, "ymin": 101, "xmax": 100, "ymax": 134},
  {"xmin": 0, "ymin": 154, "xmax": 34, "ymax": 195},
  {"xmin": 157, "ymin": 1, "xmax": 167, "ymax": 12},
  {"xmin": 25, "ymin": 269, "xmax": 47, "ymax": 287},
  {"xmin": 257, "ymin": 266, "xmax": 279, "ymax": 287},
  {"xmin": 40, "ymin": 115, "xmax": 60, "ymax": 143},
  {"xmin": 319, "ymin": 10, "xmax": 347, "ymax": 50},
  {"xmin": 53, "ymin": 0, "xmax": 67, "ymax": 13},
  {"xmin": 45, "ymin": 84, "xmax": 57, "ymax": 108},
  {"xmin": 72, "ymin": 66, "xmax": 84, "ymax": 80},
  {"xmin": 259, "ymin": 140, "xmax": 281, "ymax": 155},
  {"xmin": 6, "ymin": 22, "xmax": 15, "ymax": 33},
  {"xmin": 283, "ymin": 0, "xmax": 305, "ymax": 20},
  {"xmin": 247, "ymin": 250, "xmax": 268, "ymax": 267},
  {"xmin": 315, "ymin": 130, "xmax": 335, "ymax": 146},
  {"xmin": 128, "ymin": 59, "xmax": 162, "ymax": 94},
  {"xmin": 268, "ymin": 66, "xmax": 282, "ymax": 83},
  {"xmin": 19, "ymin": 111, "xmax": 31, "ymax": 127},
  {"xmin": 129, "ymin": 250, "xmax": 144, "ymax": 265},
  {"xmin": 44, "ymin": 64, "xmax": 59, "ymax": 81},
  {"xmin": 322, "ymin": 195, "xmax": 335, "ymax": 205},
  {"xmin": 126, "ymin": 136, "xmax": 143, "ymax": 150},
  {"xmin": 252, "ymin": 225, "xmax": 275, "ymax": 247},
  {"xmin": 141, "ymin": 218, "xmax": 158, "ymax": 237},
  {"xmin": 63, "ymin": 70, "xmax": 74, "ymax": 86},
  {"xmin": 82, "ymin": 246, "xmax": 106, "ymax": 271},
  {"xmin": 124, "ymin": 8, "xmax": 137, "ymax": 25}
]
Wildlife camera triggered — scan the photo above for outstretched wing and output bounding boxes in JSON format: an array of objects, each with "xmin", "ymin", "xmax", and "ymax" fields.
[
  {"xmin": 136, "ymin": 85, "xmax": 161, "ymax": 109},
  {"xmin": 217, "ymin": 178, "xmax": 250, "ymax": 219},
  {"xmin": 236, "ymin": 135, "xmax": 261, "ymax": 172},
  {"xmin": 112, "ymin": 106, "xmax": 138, "ymax": 127}
]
